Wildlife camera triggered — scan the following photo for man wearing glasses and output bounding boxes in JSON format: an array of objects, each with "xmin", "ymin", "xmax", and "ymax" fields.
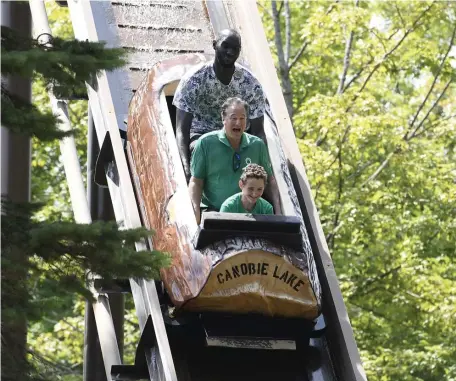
[
  {"xmin": 173, "ymin": 28, "xmax": 267, "ymax": 183},
  {"xmin": 189, "ymin": 97, "xmax": 281, "ymax": 224}
]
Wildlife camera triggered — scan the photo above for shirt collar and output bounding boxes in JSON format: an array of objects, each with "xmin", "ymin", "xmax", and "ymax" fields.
[{"xmin": 218, "ymin": 129, "xmax": 250, "ymax": 150}]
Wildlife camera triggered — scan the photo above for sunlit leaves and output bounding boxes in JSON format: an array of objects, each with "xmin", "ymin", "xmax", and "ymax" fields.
[{"xmin": 261, "ymin": 1, "xmax": 456, "ymax": 380}]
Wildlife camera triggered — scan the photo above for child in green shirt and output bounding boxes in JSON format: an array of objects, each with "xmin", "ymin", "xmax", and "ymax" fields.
[{"xmin": 220, "ymin": 164, "xmax": 274, "ymax": 215}]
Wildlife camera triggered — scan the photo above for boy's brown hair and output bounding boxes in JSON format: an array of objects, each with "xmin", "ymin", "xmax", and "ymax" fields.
[{"xmin": 240, "ymin": 164, "xmax": 268, "ymax": 185}]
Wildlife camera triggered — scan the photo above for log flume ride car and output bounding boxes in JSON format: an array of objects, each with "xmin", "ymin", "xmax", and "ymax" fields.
[{"xmin": 125, "ymin": 53, "xmax": 323, "ymax": 345}]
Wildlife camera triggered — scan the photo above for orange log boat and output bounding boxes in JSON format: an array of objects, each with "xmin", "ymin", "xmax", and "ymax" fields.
[{"xmin": 126, "ymin": 53, "xmax": 321, "ymax": 320}]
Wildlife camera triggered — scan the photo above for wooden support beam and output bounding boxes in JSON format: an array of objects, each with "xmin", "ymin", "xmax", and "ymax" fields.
[
  {"xmin": 67, "ymin": 2, "xmax": 178, "ymax": 380},
  {"xmin": 92, "ymin": 295, "xmax": 122, "ymax": 378}
]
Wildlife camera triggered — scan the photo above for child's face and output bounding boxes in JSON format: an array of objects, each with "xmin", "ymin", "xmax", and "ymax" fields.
[{"xmin": 239, "ymin": 177, "xmax": 265, "ymax": 204}]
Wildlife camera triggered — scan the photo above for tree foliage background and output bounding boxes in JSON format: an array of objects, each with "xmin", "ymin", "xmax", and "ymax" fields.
[{"xmin": 260, "ymin": 1, "xmax": 455, "ymax": 380}]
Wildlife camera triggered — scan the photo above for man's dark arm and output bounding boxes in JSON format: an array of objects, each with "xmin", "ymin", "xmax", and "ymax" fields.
[
  {"xmin": 249, "ymin": 116, "xmax": 267, "ymax": 145},
  {"xmin": 175, "ymin": 108, "xmax": 193, "ymax": 181}
]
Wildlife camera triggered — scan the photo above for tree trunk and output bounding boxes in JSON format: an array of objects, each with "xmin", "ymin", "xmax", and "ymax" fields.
[
  {"xmin": 1, "ymin": 2, "xmax": 32, "ymax": 380},
  {"xmin": 271, "ymin": 0, "xmax": 294, "ymax": 119}
]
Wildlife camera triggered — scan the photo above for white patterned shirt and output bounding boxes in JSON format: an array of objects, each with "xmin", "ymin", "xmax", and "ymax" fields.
[{"xmin": 173, "ymin": 61, "xmax": 266, "ymax": 141}]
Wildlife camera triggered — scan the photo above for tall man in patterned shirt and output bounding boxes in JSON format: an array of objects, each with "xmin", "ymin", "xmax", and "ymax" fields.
[{"xmin": 173, "ymin": 28, "xmax": 267, "ymax": 181}]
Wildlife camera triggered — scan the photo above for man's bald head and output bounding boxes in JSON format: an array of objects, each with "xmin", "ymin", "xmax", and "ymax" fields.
[
  {"xmin": 215, "ymin": 29, "xmax": 242, "ymax": 46},
  {"xmin": 213, "ymin": 29, "xmax": 242, "ymax": 68}
]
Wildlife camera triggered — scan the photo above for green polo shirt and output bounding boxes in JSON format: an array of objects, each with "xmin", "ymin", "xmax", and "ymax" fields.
[
  {"xmin": 220, "ymin": 193, "xmax": 274, "ymax": 214},
  {"xmin": 191, "ymin": 130, "xmax": 273, "ymax": 210}
]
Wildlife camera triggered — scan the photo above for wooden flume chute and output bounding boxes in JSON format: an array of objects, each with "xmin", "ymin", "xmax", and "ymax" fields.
[
  {"xmin": 126, "ymin": 53, "xmax": 321, "ymax": 320},
  {"xmin": 64, "ymin": 0, "xmax": 365, "ymax": 379}
]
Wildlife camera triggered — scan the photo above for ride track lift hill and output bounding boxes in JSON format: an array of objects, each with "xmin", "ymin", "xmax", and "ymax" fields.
[{"xmin": 31, "ymin": 1, "xmax": 368, "ymax": 381}]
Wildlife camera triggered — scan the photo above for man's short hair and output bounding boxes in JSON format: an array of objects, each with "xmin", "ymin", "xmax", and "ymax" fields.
[
  {"xmin": 221, "ymin": 97, "xmax": 249, "ymax": 118},
  {"xmin": 240, "ymin": 163, "xmax": 268, "ymax": 185}
]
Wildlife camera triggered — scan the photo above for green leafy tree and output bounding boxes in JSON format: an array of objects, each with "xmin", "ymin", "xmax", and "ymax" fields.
[
  {"xmin": 1, "ymin": 3, "xmax": 169, "ymax": 380},
  {"xmin": 261, "ymin": 1, "xmax": 456, "ymax": 380}
]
